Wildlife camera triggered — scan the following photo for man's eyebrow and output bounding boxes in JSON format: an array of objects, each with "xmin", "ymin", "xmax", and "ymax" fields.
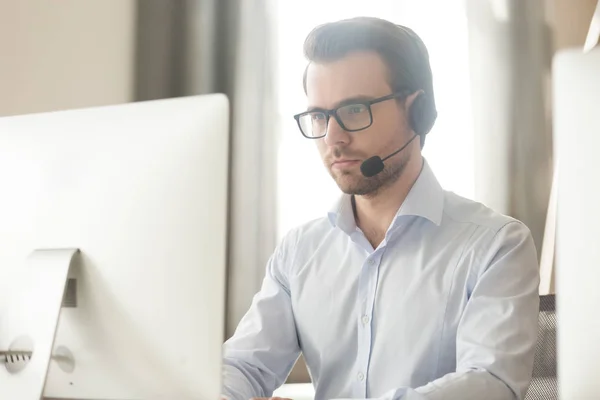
[{"xmin": 306, "ymin": 95, "xmax": 376, "ymax": 112}]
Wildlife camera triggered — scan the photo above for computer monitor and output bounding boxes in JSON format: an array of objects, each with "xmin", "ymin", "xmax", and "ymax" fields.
[
  {"xmin": 0, "ymin": 94, "xmax": 230, "ymax": 400},
  {"xmin": 554, "ymin": 47, "xmax": 600, "ymax": 399}
]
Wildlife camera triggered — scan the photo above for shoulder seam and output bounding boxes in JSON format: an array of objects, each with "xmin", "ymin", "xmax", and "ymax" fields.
[{"xmin": 442, "ymin": 204, "xmax": 517, "ymax": 235}]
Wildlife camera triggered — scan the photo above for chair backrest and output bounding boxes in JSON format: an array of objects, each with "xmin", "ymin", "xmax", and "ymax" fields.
[{"xmin": 525, "ymin": 294, "xmax": 557, "ymax": 399}]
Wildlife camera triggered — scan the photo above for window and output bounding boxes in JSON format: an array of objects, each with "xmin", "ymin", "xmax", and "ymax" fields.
[{"xmin": 275, "ymin": 0, "xmax": 474, "ymax": 239}]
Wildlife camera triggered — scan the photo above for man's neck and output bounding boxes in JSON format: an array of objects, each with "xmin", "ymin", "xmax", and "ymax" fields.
[{"xmin": 354, "ymin": 155, "xmax": 424, "ymax": 248}]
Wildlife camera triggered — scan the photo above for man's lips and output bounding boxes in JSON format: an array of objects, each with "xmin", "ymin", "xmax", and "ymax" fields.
[{"xmin": 331, "ymin": 159, "xmax": 360, "ymax": 168}]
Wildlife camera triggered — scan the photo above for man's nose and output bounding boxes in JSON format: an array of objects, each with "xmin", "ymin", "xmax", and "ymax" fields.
[{"xmin": 323, "ymin": 117, "xmax": 350, "ymax": 146}]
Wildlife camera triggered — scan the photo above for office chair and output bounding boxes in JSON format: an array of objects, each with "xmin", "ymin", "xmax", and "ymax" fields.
[{"xmin": 525, "ymin": 294, "xmax": 557, "ymax": 399}]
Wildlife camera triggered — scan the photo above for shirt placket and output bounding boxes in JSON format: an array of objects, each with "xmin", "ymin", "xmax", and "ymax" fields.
[{"xmin": 354, "ymin": 251, "xmax": 382, "ymax": 398}]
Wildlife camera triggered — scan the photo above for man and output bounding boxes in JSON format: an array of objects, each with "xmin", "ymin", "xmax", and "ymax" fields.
[{"xmin": 221, "ymin": 17, "xmax": 540, "ymax": 400}]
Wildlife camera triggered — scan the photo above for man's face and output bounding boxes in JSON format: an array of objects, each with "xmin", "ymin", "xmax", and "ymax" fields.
[{"xmin": 305, "ymin": 51, "xmax": 417, "ymax": 196}]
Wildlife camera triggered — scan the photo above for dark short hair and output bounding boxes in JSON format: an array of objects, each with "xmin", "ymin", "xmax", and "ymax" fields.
[{"xmin": 302, "ymin": 16, "xmax": 436, "ymax": 114}]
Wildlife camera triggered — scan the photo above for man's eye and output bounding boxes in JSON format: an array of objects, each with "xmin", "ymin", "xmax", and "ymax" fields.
[{"xmin": 312, "ymin": 113, "xmax": 326, "ymax": 121}]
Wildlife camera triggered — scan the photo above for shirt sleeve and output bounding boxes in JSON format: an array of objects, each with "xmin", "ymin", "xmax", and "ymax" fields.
[
  {"xmin": 221, "ymin": 233, "xmax": 301, "ymax": 400},
  {"xmin": 334, "ymin": 220, "xmax": 540, "ymax": 400}
]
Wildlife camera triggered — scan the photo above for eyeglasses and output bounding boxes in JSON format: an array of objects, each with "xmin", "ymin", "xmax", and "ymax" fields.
[{"xmin": 293, "ymin": 91, "xmax": 409, "ymax": 139}]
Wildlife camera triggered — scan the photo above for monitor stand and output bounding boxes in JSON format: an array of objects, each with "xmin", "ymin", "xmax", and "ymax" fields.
[{"xmin": 0, "ymin": 248, "xmax": 79, "ymax": 400}]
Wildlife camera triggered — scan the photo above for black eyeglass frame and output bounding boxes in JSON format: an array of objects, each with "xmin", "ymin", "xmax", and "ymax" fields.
[{"xmin": 293, "ymin": 90, "xmax": 411, "ymax": 139}]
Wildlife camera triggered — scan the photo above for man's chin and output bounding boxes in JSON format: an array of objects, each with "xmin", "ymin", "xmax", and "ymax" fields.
[
  {"xmin": 334, "ymin": 179, "xmax": 370, "ymax": 196},
  {"xmin": 333, "ymin": 172, "xmax": 391, "ymax": 196},
  {"xmin": 329, "ymin": 171, "xmax": 373, "ymax": 194}
]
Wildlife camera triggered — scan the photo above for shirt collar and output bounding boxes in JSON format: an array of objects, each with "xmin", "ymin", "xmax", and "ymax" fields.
[{"xmin": 327, "ymin": 159, "xmax": 444, "ymax": 234}]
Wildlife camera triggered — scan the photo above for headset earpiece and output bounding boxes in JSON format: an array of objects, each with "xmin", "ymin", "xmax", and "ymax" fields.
[{"xmin": 407, "ymin": 91, "xmax": 437, "ymax": 146}]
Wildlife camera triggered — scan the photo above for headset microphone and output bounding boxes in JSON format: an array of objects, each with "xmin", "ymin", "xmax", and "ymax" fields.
[{"xmin": 360, "ymin": 134, "xmax": 419, "ymax": 178}]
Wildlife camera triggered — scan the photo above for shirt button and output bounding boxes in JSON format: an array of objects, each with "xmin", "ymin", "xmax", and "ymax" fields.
[
  {"xmin": 368, "ymin": 259, "xmax": 376, "ymax": 266},
  {"xmin": 357, "ymin": 372, "xmax": 365, "ymax": 382},
  {"xmin": 362, "ymin": 315, "xmax": 370, "ymax": 325}
]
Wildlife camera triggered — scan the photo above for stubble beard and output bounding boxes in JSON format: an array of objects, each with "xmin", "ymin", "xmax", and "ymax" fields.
[{"xmin": 329, "ymin": 149, "xmax": 411, "ymax": 198}]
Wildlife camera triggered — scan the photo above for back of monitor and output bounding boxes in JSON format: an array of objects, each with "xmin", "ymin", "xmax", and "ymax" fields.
[
  {"xmin": 554, "ymin": 48, "xmax": 600, "ymax": 400},
  {"xmin": 0, "ymin": 95, "xmax": 229, "ymax": 400}
]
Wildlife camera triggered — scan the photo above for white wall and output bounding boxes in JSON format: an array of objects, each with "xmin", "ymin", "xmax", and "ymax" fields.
[{"xmin": 0, "ymin": 0, "xmax": 135, "ymax": 117}]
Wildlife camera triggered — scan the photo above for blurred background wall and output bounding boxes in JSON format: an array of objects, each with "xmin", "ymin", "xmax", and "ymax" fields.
[
  {"xmin": 0, "ymin": 1, "xmax": 135, "ymax": 115},
  {"xmin": 0, "ymin": 0, "xmax": 597, "ymax": 384}
]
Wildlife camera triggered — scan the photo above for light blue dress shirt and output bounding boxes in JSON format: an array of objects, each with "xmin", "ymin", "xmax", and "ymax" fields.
[{"xmin": 222, "ymin": 161, "xmax": 540, "ymax": 400}]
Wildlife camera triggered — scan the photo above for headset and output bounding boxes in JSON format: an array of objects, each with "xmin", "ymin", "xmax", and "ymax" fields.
[{"xmin": 395, "ymin": 24, "xmax": 438, "ymax": 147}]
